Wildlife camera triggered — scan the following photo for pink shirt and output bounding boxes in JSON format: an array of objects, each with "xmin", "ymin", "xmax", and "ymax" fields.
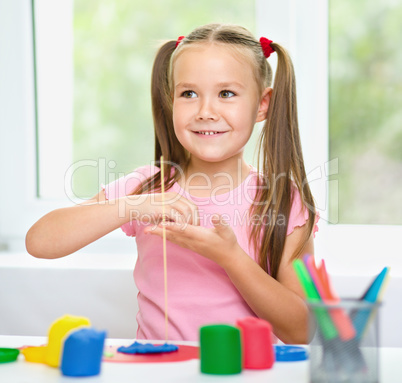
[{"xmin": 103, "ymin": 165, "xmax": 318, "ymax": 341}]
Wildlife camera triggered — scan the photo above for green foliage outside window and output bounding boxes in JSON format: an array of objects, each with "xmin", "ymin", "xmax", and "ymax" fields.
[
  {"xmin": 329, "ymin": 0, "xmax": 402, "ymax": 224},
  {"xmin": 72, "ymin": 0, "xmax": 255, "ymax": 198}
]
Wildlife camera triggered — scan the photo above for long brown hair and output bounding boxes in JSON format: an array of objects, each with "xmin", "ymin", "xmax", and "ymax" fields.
[{"xmin": 133, "ymin": 24, "xmax": 316, "ymax": 279}]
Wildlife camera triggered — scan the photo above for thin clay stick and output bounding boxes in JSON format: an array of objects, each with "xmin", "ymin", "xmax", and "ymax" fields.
[{"xmin": 160, "ymin": 156, "xmax": 169, "ymax": 341}]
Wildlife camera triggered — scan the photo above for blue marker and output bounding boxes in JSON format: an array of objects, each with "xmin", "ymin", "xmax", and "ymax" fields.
[{"xmin": 353, "ymin": 267, "xmax": 390, "ymax": 339}]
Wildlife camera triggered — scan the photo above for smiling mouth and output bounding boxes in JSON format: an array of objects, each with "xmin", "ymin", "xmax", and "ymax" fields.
[{"xmin": 195, "ymin": 131, "xmax": 225, "ymax": 135}]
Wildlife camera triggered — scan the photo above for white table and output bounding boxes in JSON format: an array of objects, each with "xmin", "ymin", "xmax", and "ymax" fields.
[{"xmin": 0, "ymin": 335, "xmax": 400, "ymax": 382}]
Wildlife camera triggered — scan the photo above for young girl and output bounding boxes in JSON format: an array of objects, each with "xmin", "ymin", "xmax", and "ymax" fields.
[{"xmin": 26, "ymin": 23, "xmax": 318, "ymax": 344}]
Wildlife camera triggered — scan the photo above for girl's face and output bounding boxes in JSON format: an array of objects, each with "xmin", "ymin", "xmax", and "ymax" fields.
[{"xmin": 172, "ymin": 43, "xmax": 269, "ymax": 167}]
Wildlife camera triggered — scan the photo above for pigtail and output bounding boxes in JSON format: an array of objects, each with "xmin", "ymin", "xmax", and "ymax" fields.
[
  {"xmin": 131, "ymin": 40, "xmax": 187, "ymax": 195},
  {"xmin": 252, "ymin": 43, "xmax": 316, "ymax": 279},
  {"xmin": 151, "ymin": 40, "xmax": 176, "ymax": 162}
]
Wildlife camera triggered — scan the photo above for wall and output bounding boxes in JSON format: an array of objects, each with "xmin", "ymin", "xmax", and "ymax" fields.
[
  {"xmin": 0, "ymin": 252, "xmax": 138, "ymax": 339},
  {"xmin": 0, "ymin": 252, "xmax": 400, "ymax": 346}
]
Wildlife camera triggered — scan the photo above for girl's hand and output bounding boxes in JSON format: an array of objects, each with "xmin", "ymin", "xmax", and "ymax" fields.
[
  {"xmin": 144, "ymin": 214, "xmax": 240, "ymax": 268},
  {"xmin": 127, "ymin": 192, "xmax": 199, "ymax": 226}
]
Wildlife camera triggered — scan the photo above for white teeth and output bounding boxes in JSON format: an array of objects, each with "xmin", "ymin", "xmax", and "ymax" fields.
[{"xmin": 198, "ymin": 131, "xmax": 219, "ymax": 135}]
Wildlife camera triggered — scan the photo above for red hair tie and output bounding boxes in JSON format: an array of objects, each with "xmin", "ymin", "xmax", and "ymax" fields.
[
  {"xmin": 175, "ymin": 36, "xmax": 185, "ymax": 48},
  {"xmin": 259, "ymin": 37, "xmax": 275, "ymax": 58}
]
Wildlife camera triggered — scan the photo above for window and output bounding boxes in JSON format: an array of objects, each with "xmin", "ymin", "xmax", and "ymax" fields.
[
  {"xmin": 259, "ymin": 0, "xmax": 401, "ymax": 275},
  {"xmin": 35, "ymin": 0, "xmax": 256, "ymax": 201},
  {"xmin": 329, "ymin": 0, "xmax": 402, "ymax": 225},
  {"xmin": 1, "ymin": 0, "xmax": 400, "ymax": 275},
  {"xmin": 0, "ymin": 0, "xmax": 255, "ymax": 251}
]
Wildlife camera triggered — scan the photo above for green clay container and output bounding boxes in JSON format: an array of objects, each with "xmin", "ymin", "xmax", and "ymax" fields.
[
  {"xmin": 0, "ymin": 348, "xmax": 20, "ymax": 363},
  {"xmin": 200, "ymin": 324, "xmax": 242, "ymax": 375}
]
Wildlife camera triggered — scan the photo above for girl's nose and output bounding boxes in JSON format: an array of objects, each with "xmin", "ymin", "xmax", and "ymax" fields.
[{"xmin": 196, "ymin": 99, "xmax": 219, "ymax": 121}]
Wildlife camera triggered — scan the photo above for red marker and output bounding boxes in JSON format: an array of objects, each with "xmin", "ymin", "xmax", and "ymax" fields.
[{"xmin": 303, "ymin": 255, "xmax": 356, "ymax": 341}]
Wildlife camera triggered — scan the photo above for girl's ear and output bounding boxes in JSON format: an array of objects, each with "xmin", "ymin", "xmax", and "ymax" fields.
[{"xmin": 256, "ymin": 87, "xmax": 272, "ymax": 123}]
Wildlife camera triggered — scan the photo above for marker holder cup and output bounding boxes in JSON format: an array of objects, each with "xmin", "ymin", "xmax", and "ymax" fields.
[{"xmin": 308, "ymin": 299, "xmax": 380, "ymax": 383}]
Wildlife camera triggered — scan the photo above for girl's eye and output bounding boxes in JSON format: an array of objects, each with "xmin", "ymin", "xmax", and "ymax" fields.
[
  {"xmin": 220, "ymin": 90, "xmax": 235, "ymax": 98},
  {"xmin": 182, "ymin": 90, "xmax": 197, "ymax": 98}
]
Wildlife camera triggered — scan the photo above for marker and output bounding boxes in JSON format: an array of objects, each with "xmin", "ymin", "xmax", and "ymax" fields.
[
  {"xmin": 293, "ymin": 259, "xmax": 338, "ymax": 341},
  {"xmin": 295, "ymin": 257, "xmax": 366, "ymax": 374},
  {"xmin": 360, "ymin": 267, "xmax": 390, "ymax": 302},
  {"xmin": 303, "ymin": 255, "xmax": 356, "ymax": 341},
  {"xmin": 317, "ymin": 260, "xmax": 331, "ymax": 297},
  {"xmin": 353, "ymin": 267, "xmax": 390, "ymax": 339}
]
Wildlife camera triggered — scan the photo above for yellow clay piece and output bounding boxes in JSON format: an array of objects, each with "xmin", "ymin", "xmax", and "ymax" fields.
[
  {"xmin": 22, "ymin": 346, "xmax": 47, "ymax": 363},
  {"xmin": 45, "ymin": 314, "xmax": 91, "ymax": 367}
]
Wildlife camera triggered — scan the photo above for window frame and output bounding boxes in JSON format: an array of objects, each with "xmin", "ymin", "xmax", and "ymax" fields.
[
  {"xmin": 1, "ymin": 0, "xmax": 400, "ymax": 274},
  {"xmin": 0, "ymin": 0, "xmax": 45, "ymax": 251}
]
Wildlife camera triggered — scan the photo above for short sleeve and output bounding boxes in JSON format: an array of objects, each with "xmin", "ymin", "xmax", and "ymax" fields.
[
  {"xmin": 286, "ymin": 188, "xmax": 320, "ymax": 237},
  {"xmin": 101, "ymin": 165, "xmax": 160, "ymax": 237}
]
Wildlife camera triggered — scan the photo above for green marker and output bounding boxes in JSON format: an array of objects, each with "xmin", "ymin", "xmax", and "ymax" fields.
[
  {"xmin": 293, "ymin": 259, "xmax": 338, "ymax": 340},
  {"xmin": 294, "ymin": 259, "xmax": 369, "ymax": 375}
]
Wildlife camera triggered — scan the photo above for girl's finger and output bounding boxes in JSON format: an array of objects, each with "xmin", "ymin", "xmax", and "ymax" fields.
[
  {"xmin": 145, "ymin": 220, "xmax": 187, "ymax": 237},
  {"xmin": 175, "ymin": 200, "xmax": 199, "ymax": 226},
  {"xmin": 211, "ymin": 214, "xmax": 229, "ymax": 230},
  {"xmin": 165, "ymin": 208, "xmax": 185, "ymax": 224},
  {"xmin": 159, "ymin": 220, "xmax": 188, "ymax": 233},
  {"xmin": 143, "ymin": 223, "xmax": 159, "ymax": 234}
]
